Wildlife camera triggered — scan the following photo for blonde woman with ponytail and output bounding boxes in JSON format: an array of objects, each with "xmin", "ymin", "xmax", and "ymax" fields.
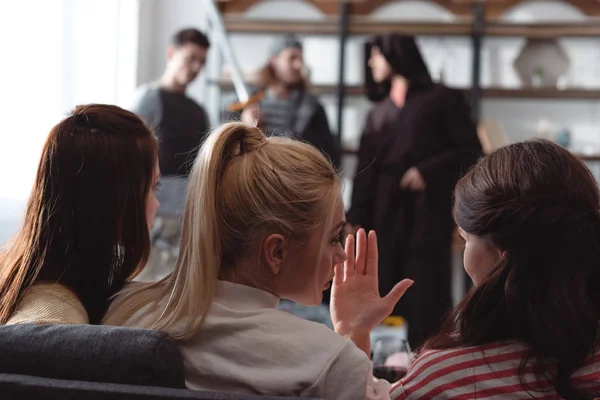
[{"xmin": 104, "ymin": 122, "xmax": 412, "ymax": 399}]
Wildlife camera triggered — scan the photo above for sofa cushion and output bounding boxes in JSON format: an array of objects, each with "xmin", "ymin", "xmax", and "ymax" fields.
[{"xmin": 0, "ymin": 324, "xmax": 185, "ymax": 388}]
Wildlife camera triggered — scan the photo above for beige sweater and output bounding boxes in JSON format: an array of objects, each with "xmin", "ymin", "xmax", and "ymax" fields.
[
  {"xmin": 118, "ymin": 280, "xmax": 371, "ymax": 399},
  {"xmin": 7, "ymin": 283, "xmax": 88, "ymax": 325}
]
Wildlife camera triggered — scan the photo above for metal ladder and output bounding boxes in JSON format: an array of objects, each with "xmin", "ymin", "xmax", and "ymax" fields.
[{"xmin": 202, "ymin": 0, "xmax": 249, "ymax": 105}]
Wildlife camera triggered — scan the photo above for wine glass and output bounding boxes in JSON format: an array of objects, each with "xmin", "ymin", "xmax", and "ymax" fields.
[{"xmin": 372, "ymin": 337, "xmax": 412, "ymax": 382}]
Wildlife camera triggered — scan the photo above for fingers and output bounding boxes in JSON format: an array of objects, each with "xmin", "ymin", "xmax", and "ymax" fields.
[
  {"xmin": 400, "ymin": 168, "xmax": 414, "ymax": 189},
  {"xmin": 402, "ymin": 176, "xmax": 425, "ymax": 192},
  {"xmin": 384, "ymin": 279, "xmax": 414, "ymax": 309},
  {"xmin": 344, "ymin": 234, "xmax": 355, "ymax": 282},
  {"xmin": 399, "ymin": 174, "xmax": 410, "ymax": 189},
  {"xmin": 400, "ymin": 169, "xmax": 427, "ymax": 191},
  {"xmin": 366, "ymin": 230, "xmax": 379, "ymax": 277},
  {"xmin": 355, "ymin": 229, "xmax": 367, "ymax": 276}
]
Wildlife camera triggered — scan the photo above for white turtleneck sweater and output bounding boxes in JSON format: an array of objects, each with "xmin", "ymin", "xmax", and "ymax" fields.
[{"xmin": 121, "ymin": 280, "xmax": 373, "ymax": 399}]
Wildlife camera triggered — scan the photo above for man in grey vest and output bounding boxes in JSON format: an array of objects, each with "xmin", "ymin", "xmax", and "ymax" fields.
[{"xmin": 240, "ymin": 35, "xmax": 340, "ymax": 168}]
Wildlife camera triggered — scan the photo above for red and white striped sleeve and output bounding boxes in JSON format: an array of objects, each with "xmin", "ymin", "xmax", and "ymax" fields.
[{"xmin": 390, "ymin": 342, "xmax": 532, "ymax": 399}]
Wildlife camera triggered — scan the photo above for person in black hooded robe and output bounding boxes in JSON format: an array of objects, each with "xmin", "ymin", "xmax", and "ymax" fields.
[{"xmin": 347, "ymin": 34, "xmax": 482, "ymax": 347}]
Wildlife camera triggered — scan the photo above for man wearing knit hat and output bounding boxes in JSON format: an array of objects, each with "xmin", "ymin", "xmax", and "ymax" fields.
[{"xmin": 240, "ymin": 34, "xmax": 340, "ymax": 167}]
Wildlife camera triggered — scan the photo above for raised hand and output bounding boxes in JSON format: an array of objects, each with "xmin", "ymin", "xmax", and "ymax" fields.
[
  {"xmin": 330, "ymin": 229, "xmax": 413, "ymax": 354},
  {"xmin": 240, "ymin": 104, "xmax": 260, "ymax": 127}
]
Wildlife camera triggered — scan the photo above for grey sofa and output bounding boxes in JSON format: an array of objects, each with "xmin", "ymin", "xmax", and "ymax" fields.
[{"xmin": 0, "ymin": 324, "xmax": 316, "ymax": 399}]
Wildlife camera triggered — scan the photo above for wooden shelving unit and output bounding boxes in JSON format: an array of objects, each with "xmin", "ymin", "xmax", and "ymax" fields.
[
  {"xmin": 212, "ymin": 79, "xmax": 365, "ymax": 96},
  {"xmin": 214, "ymin": 0, "xmax": 600, "ymax": 156},
  {"xmin": 319, "ymin": 87, "xmax": 600, "ymax": 100},
  {"xmin": 221, "ymin": 16, "xmax": 474, "ymax": 36},
  {"xmin": 481, "ymin": 88, "xmax": 600, "ymax": 100},
  {"xmin": 222, "ymin": 16, "xmax": 339, "ymax": 34},
  {"xmin": 484, "ymin": 21, "xmax": 600, "ymax": 37},
  {"xmin": 348, "ymin": 19, "xmax": 474, "ymax": 35},
  {"xmin": 576, "ymin": 154, "xmax": 600, "ymax": 162},
  {"xmin": 223, "ymin": 15, "xmax": 600, "ymax": 38}
]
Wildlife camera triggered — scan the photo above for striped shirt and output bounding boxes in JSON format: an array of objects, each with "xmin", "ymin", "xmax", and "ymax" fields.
[
  {"xmin": 259, "ymin": 90, "xmax": 300, "ymax": 137},
  {"xmin": 390, "ymin": 341, "xmax": 600, "ymax": 399}
]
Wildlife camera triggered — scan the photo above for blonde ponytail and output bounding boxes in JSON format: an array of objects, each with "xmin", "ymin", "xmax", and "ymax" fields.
[{"xmin": 104, "ymin": 122, "xmax": 339, "ymax": 340}]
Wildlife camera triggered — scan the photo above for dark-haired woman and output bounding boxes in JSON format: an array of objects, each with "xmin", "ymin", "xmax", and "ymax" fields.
[
  {"xmin": 340, "ymin": 139, "xmax": 600, "ymax": 399},
  {"xmin": 0, "ymin": 104, "xmax": 159, "ymax": 325},
  {"xmin": 339, "ymin": 140, "xmax": 600, "ymax": 399}
]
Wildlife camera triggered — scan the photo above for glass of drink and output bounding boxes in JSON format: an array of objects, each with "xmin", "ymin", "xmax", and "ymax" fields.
[{"xmin": 372, "ymin": 337, "xmax": 412, "ymax": 382}]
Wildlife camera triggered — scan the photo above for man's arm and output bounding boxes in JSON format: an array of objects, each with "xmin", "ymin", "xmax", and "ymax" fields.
[
  {"xmin": 346, "ymin": 112, "xmax": 377, "ymax": 227},
  {"xmin": 131, "ymin": 86, "xmax": 163, "ymax": 130},
  {"xmin": 307, "ymin": 104, "xmax": 341, "ymax": 168}
]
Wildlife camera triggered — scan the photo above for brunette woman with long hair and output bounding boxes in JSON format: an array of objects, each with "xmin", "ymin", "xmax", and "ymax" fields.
[
  {"xmin": 380, "ymin": 140, "xmax": 600, "ymax": 399},
  {"xmin": 0, "ymin": 104, "xmax": 159, "ymax": 325}
]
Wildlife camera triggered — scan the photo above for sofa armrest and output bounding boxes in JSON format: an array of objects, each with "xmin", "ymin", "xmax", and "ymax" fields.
[{"xmin": 0, "ymin": 324, "xmax": 185, "ymax": 388}]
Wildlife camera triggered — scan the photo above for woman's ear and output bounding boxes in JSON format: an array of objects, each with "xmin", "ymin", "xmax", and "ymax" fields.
[{"xmin": 262, "ymin": 234, "xmax": 288, "ymax": 275}]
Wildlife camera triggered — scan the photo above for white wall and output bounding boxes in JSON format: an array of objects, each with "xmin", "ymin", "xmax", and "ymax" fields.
[{"xmin": 0, "ymin": 0, "xmax": 140, "ymax": 244}]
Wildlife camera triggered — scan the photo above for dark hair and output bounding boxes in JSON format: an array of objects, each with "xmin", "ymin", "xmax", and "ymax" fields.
[
  {"xmin": 173, "ymin": 28, "xmax": 210, "ymax": 49},
  {"xmin": 370, "ymin": 34, "xmax": 431, "ymax": 85},
  {"xmin": 427, "ymin": 140, "xmax": 600, "ymax": 399},
  {"xmin": 0, "ymin": 104, "xmax": 158, "ymax": 324},
  {"xmin": 364, "ymin": 34, "xmax": 432, "ymax": 101}
]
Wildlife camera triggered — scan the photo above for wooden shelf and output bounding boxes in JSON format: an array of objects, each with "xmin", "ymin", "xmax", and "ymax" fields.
[
  {"xmin": 223, "ymin": 16, "xmax": 339, "ymax": 34},
  {"xmin": 223, "ymin": 16, "xmax": 473, "ymax": 36},
  {"xmin": 481, "ymin": 88, "xmax": 600, "ymax": 100},
  {"xmin": 217, "ymin": 0, "xmax": 600, "ymax": 19},
  {"xmin": 223, "ymin": 16, "xmax": 600, "ymax": 38},
  {"xmin": 209, "ymin": 79, "xmax": 365, "ymax": 95},
  {"xmin": 575, "ymin": 154, "xmax": 600, "ymax": 162},
  {"xmin": 348, "ymin": 18, "xmax": 474, "ymax": 36},
  {"xmin": 484, "ymin": 21, "xmax": 600, "ymax": 37},
  {"xmin": 213, "ymin": 80, "xmax": 600, "ymax": 100}
]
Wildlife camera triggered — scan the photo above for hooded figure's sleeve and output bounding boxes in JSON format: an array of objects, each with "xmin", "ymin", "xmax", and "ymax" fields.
[
  {"xmin": 416, "ymin": 88, "xmax": 482, "ymax": 185},
  {"xmin": 347, "ymin": 111, "xmax": 378, "ymax": 227}
]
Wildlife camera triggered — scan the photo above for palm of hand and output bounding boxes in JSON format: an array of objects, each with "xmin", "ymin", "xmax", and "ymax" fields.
[
  {"xmin": 330, "ymin": 266, "xmax": 392, "ymax": 335},
  {"xmin": 330, "ymin": 230, "xmax": 413, "ymax": 337}
]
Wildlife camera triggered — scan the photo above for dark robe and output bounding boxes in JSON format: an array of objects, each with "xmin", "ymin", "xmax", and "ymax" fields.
[{"xmin": 347, "ymin": 84, "xmax": 482, "ymax": 347}]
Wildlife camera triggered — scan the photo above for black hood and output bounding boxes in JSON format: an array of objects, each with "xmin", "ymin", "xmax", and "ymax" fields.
[
  {"xmin": 372, "ymin": 34, "xmax": 432, "ymax": 84},
  {"xmin": 364, "ymin": 34, "xmax": 432, "ymax": 102}
]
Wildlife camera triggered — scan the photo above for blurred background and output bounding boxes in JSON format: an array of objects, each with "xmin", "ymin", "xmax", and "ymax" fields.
[{"xmin": 1, "ymin": 0, "xmax": 599, "ymax": 281}]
